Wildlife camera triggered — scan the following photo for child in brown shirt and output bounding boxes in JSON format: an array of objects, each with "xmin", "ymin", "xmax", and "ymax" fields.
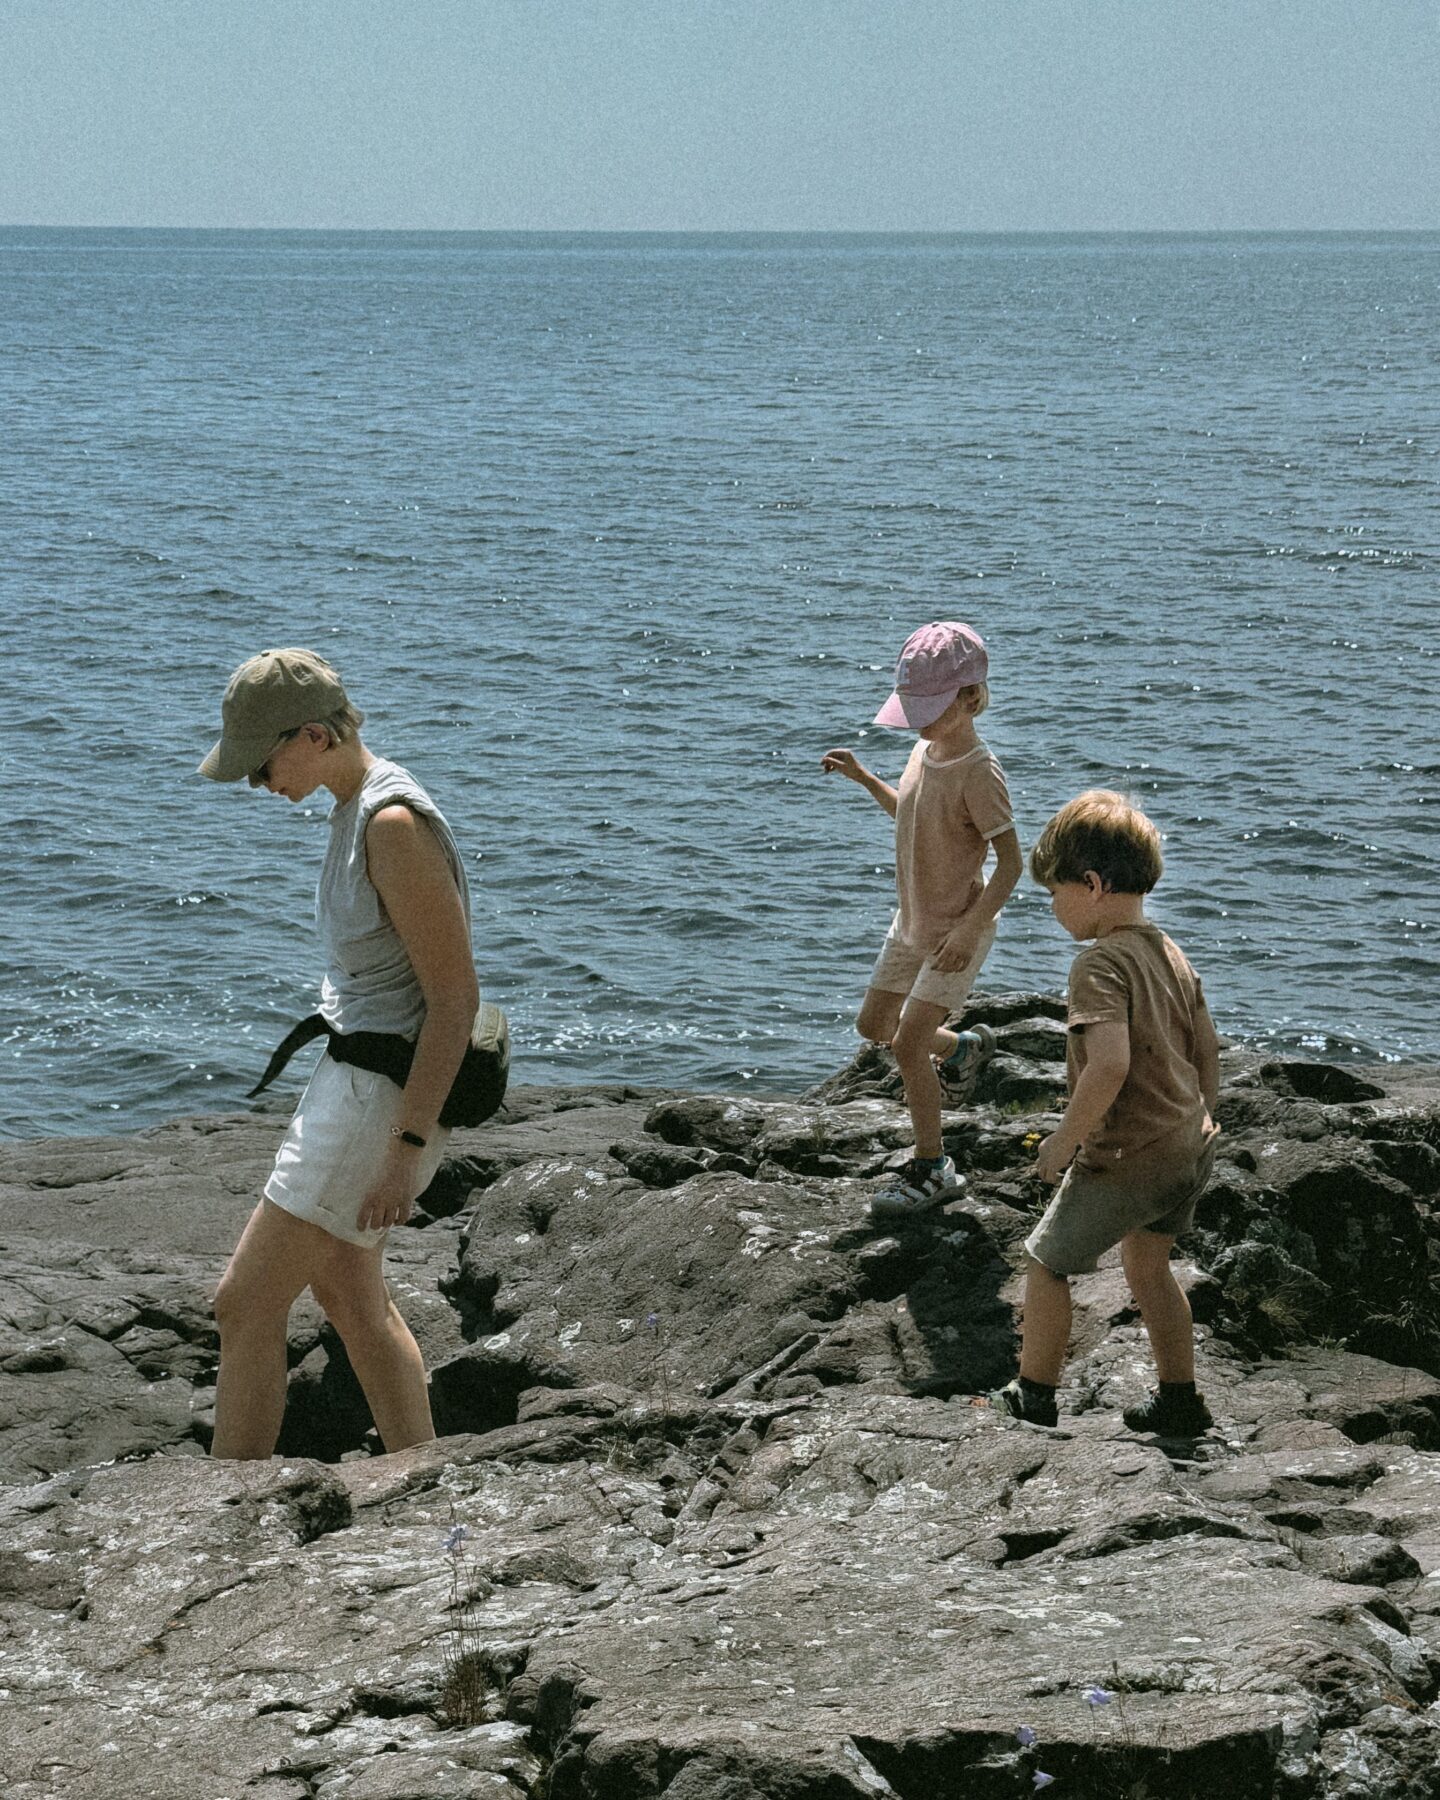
[
  {"xmin": 823, "ymin": 622, "xmax": 1023, "ymax": 1220},
  {"xmin": 992, "ymin": 790, "xmax": 1221, "ymax": 1438}
]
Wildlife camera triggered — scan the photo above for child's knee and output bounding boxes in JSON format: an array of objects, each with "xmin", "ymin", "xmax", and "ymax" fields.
[
  {"xmin": 1024, "ymin": 1253, "xmax": 1069, "ymax": 1287},
  {"xmin": 856, "ymin": 992, "xmax": 899, "ymax": 1044},
  {"xmin": 890, "ymin": 1016, "xmax": 936, "ymax": 1065},
  {"xmin": 1121, "ymin": 1232, "xmax": 1176, "ymax": 1285}
]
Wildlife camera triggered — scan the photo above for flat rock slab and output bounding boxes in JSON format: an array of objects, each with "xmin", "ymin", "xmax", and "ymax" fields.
[
  {"xmin": 4, "ymin": 1037, "xmax": 1440, "ymax": 1798},
  {"xmin": 2, "ymin": 1396, "xmax": 1438, "ymax": 1800}
]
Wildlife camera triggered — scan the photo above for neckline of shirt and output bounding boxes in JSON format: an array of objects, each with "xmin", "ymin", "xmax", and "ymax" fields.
[
  {"xmin": 921, "ymin": 739, "xmax": 989, "ymax": 770},
  {"xmin": 329, "ymin": 756, "xmax": 395, "ymax": 821}
]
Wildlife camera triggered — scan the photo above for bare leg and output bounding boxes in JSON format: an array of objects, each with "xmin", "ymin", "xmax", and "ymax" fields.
[
  {"xmin": 311, "ymin": 1244, "xmax": 435, "ymax": 1452},
  {"xmin": 212, "ymin": 1201, "xmax": 313, "ymax": 1460},
  {"xmin": 1018, "ymin": 1255, "xmax": 1072, "ymax": 1386},
  {"xmin": 1121, "ymin": 1232, "xmax": 1195, "ymax": 1384},
  {"xmin": 856, "ymin": 986, "xmax": 903, "ymax": 1048},
  {"xmin": 891, "ymin": 997, "xmax": 951, "ymax": 1160}
]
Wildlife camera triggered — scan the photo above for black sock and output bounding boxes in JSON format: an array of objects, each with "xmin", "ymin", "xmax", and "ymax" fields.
[
  {"xmin": 1159, "ymin": 1381, "xmax": 1197, "ymax": 1398},
  {"xmin": 1019, "ymin": 1376, "xmax": 1057, "ymax": 1399}
]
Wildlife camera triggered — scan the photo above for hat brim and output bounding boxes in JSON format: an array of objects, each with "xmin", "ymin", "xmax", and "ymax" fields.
[
  {"xmin": 873, "ymin": 687, "xmax": 960, "ymax": 730},
  {"xmin": 198, "ymin": 731, "xmax": 284, "ymax": 784}
]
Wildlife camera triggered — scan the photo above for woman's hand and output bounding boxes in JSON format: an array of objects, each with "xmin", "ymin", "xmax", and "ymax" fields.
[{"xmin": 356, "ymin": 1141, "xmax": 423, "ymax": 1234}]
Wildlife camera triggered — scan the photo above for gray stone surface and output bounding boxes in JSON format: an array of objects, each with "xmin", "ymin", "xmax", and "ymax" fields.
[{"xmin": 3, "ymin": 1009, "xmax": 1440, "ymax": 1796}]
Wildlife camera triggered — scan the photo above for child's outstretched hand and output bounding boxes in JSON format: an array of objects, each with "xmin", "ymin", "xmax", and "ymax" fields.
[{"xmin": 821, "ymin": 748, "xmax": 866, "ymax": 782}]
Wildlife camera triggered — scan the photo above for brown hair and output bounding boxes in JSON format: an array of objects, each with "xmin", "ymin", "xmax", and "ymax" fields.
[{"xmin": 1029, "ymin": 789, "xmax": 1164, "ymax": 894}]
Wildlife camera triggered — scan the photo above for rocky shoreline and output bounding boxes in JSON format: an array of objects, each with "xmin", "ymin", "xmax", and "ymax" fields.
[{"xmin": 2, "ymin": 994, "xmax": 1439, "ymax": 1799}]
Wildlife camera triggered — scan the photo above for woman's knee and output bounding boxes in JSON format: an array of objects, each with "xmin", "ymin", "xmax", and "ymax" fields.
[
  {"xmin": 312, "ymin": 1277, "xmax": 392, "ymax": 1348},
  {"xmin": 214, "ymin": 1269, "xmax": 289, "ymax": 1338}
]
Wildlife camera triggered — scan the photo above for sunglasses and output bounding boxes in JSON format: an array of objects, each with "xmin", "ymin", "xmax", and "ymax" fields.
[{"xmin": 254, "ymin": 727, "xmax": 303, "ymax": 785}]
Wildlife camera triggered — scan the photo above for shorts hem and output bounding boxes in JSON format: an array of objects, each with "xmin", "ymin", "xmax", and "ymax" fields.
[
  {"xmin": 1023, "ymin": 1233, "xmax": 1096, "ymax": 1278},
  {"xmin": 867, "ymin": 917, "xmax": 998, "ymax": 1012},
  {"xmin": 262, "ymin": 1180, "xmax": 389, "ymax": 1250}
]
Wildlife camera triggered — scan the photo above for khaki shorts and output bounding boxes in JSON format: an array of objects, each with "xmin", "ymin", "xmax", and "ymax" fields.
[
  {"xmin": 1024, "ymin": 1119, "xmax": 1217, "ymax": 1277},
  {"xmin": 869, "ymin": 914, "xmax": 997, "ymax": 1012},
  {"xmin": 264, "ymin": 1052, "xmax": 450, "ymax": 1249}
]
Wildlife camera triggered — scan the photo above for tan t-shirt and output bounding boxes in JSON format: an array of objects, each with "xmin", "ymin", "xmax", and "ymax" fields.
[
  {"xmin": 894, "ymin": 740, "xmax": 1014, "ymax": 952},
  {"xmin": 1066, "ymin": 922, "xmax": 1209, "ymax": 1163}
]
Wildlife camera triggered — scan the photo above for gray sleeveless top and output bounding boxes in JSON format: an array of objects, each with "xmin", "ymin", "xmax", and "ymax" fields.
[{"xmin": 317, "ymin": 757, "xmax": 471, "ymax": 1039}]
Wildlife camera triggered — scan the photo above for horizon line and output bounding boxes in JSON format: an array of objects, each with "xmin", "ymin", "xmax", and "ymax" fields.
[{"xmin": 3, "ymin": 223, "xmax": 1439, "ymax": 239}]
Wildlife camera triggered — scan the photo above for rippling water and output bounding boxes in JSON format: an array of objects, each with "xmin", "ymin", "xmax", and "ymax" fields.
[{"xmin": 1, "ymin": 229, "xmax": 1436, "ymax": 1138}]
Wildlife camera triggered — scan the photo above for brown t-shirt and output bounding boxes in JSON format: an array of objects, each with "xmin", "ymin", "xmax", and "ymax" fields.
[
  {"xmin": 893, "ymin": 740, "xmax": 1014, "ymax": 952},
  {"xmin": 1066, "ymin": 922, "xmax": 1209, "ymax": 1163}
]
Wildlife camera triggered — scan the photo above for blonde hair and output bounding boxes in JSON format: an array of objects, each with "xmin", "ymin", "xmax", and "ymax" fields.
[
  {"xmin": 1030, "ymin": 789, "xmax": 1163, "ymax": 894},
  {"xmin": 318, "ymin": 700, "xmax": 365, "ymax": 747}
]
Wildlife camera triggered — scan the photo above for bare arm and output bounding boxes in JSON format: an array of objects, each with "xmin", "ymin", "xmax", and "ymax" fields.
[
  {"xmin": 355, "ymin": 805, "xmax": 479, "ymax": 1231},
  {"xmin": 1036, "ymin": 1020, "xmax": 1130, "ymax": 1181},
  {"xmin": 821, "ymin": 749, "xmax": 898, "ymax": 819}
]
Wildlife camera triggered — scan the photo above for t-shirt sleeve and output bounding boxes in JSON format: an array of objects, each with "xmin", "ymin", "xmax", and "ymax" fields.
[
  {"xmin": 1067, "ymin": 948, "xmax": 1131, "ymax": 1030},
  {"xmin": 1167, "ymin": 937, "xmax": 1207, "ymax": 1019},
  {"xmin": 965, "ymin": 756, "xmax": 1015, "ymax": 840}
]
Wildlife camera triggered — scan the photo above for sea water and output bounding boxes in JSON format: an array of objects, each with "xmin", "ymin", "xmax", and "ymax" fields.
[{"xmin": 1, "ymin": 230, "xmax": 1436, "ymax": 1137}]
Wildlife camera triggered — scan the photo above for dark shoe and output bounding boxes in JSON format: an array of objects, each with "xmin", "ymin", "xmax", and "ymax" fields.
[
  {"xmin": 935, "ymin": 1024, "xmax": 996, "ymax": 1105},
  {"xmin": 989, "ymin": 1378, "xmax": 1059, "ymax": 1430},
  {"xmin": 869, "ymin": 1155, "xmax": 964, "ymax": 1222},
  {"xmin": 1123, "ymin": 1387, "xmax": 1214, "ymax": 1438}
]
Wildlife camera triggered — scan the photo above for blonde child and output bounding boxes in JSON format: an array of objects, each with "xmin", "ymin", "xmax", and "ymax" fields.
[
  {"xmin": 992, "ymin": 790, "xmax": 1220, "ymax": 1436},
  {"xmin": 823, "ymin": 622, "xmax": 1022, "ymax": 1220}
]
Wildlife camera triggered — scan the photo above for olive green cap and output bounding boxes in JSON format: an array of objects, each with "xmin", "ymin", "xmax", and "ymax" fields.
[{"xmin": 198, "ymin": 647, "xmax": 348, "ymax": 784}]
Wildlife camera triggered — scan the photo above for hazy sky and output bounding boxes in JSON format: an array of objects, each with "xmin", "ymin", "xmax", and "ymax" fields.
[{"xmin": 1, "ymin": 0, "xmax": 1436, "ymax": 231}]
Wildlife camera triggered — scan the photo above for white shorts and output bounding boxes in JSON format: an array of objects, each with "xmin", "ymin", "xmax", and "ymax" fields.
[
  {"xmin": 868, "ymin": 914, "xmax": 997, "ymax": 1013},
  {"xmin": 263, "ymin": 1053, "xmax": 450, "ymax": 1249}
]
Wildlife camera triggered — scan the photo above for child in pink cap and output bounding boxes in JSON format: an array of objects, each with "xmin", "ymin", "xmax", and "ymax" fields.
[{"xmin": 823, "ymin": 622, "xmax": 1023, "ymax": 1219}]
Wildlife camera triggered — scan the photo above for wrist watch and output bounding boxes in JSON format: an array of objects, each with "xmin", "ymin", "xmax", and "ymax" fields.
[{"xmin": 390, "ymin": 1126, "xmax": 427, "ymax": 1149}]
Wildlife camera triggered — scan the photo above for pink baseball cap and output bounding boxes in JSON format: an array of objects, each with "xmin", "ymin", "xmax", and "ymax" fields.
[{"xmin": 874, "ymin": 621, "xmax": 989, "ymax": 728}]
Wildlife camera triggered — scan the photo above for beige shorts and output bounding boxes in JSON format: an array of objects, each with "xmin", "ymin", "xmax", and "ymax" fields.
[
  {"xmin": 868, "ymin": 914, "xmax": 997, "ymax": 1012},
  {"xmin": 264, "ymin": 1052, "xmax": 450, "ymax": 1249},
  {"xmin": 1024, "ymin": 1119, "xmax": 1217, "ymax": 1277}
]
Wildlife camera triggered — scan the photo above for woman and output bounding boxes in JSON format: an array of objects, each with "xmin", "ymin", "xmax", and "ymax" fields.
[{"xmin": 199, "ymin": 647, "xmax": 478, "ymax": 1459}]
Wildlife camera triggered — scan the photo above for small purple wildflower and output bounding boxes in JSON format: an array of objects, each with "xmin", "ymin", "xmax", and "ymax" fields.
[
  {"xmin": 1033, "ymin": 1774, "xmax": 1055, "ymax": 1791},
  {"xmin": 645, "ymin": 1312, "xmax": 660, "ymax": 1329},
  {"xmin": 1016, "ymin": 1725, "xmax": 1037, "ymax": 1748},
  {"xmin": 1083, "ymin": 1685, "xmax": 1115, "ymax": 1708},
  {"xmin": 443, "ymin": 1523, "xmax": 469, "ymax": 1555}
]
